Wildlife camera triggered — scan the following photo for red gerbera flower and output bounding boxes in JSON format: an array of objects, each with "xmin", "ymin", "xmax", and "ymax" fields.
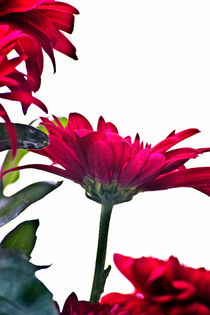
[
  {"xmin": 102, "ymin": 254, "xmax": 210, "ymax": 315},
  {"xmin": 0, "ymin": 0, "xmax": 79, "ymax": 96},
  {"xmin": 6, "ymin": 113, "xmax": 210, "ymax": 204}
]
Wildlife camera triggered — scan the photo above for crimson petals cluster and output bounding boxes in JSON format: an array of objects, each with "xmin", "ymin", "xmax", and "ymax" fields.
[
  {"xmin": 0, "ymin": 0, "xmax": 79, "ymax": 89},
  {"xmin": 102, "ymin": 254, "xmax": 210, "ymax": 315},
  {"xmin": 0, "ymin": 0, "xmax": 78, "ymax": 115}
]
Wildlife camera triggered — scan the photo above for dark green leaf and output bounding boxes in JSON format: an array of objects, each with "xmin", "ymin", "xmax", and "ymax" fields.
[
  {"xmin": 2, "ymin": 149, "xmax": 28, "ymax": 190},
  {"xmin": 1, "ymin": 220, "xmax": 39, "ymax": 258},
  {"xmin": 0, "ymin": 181, "xmax": 62, "ymax": 227},
  {"xmin": 0, "ymin": 123, "xmax": 49, "ymax": 151},
  {"xmin": 0, "ymin": 248, "xmax": 58, "ymax": 315}
]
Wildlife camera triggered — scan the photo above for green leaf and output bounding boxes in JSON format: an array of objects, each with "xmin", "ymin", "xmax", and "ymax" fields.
[
  {"xmin": 1, "ymin": 220, "xmax": 39, "ymax": 258},
  {"xmin": 2, "ymin": 149, "xmax": 28, "ymax": 190},
  {"xmin": 0, "ymin": 181, "xmax": 62, "ymax": 227},
  {"xmin": 0, "ymin": 123, "xmax": 49, "ymax": 151},
  {"xmin": 0, "ymin": 248, "xmax": 58, "ymax": 315}
]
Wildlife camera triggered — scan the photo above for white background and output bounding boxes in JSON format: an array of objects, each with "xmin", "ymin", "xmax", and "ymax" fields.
[{"xmin": 1, "ymin": 0, "xmax": 210, "ymax": 309}]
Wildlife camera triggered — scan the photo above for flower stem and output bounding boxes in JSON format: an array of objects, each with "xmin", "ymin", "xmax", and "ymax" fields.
[{"xmin": 90, "ymin": 201, "xmax": 113, "ymax": 303}]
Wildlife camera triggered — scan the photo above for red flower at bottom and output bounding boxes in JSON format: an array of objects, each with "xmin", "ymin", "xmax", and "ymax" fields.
[{"xmin": 102, "ymin": 254, "xmax": 210, "ymax": 315}]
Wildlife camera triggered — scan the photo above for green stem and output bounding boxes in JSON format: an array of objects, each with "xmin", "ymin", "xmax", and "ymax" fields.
[{"xmin": 90, "ymin": 202, "xmax": 113, "ymax": 303}]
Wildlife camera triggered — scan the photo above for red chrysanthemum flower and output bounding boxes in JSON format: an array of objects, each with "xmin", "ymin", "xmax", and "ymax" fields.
[
  {"xmin": 6, "ymin": 113, "xmax": 210, "ymax": 204},
  {"xmin": 0, "ymin": 0, "xmax": 79, "ymax": 98},
  {"xmin": 57, "ymin": 292, "xmax": 130, "ymax": 315},
  {"xmin": 0, "ymin": 1, "xmax": 78, "ymax": 152},
  {"xmin": 102, "ymin": 254, "xmax": 210, "ymax": 315}
]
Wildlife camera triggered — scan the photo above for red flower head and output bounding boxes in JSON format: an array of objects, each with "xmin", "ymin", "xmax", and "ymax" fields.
[
  {"xmin": 57, "ymin": 292, "xmax": 130, "ymax": 315},
  {"xmin": 0, "ymin": 0, "xmax": 79, "ymax": 99},
  {"xmin": 0, "ymin": 0, "xmax": 78, "ymax": 151},
  {"xmin": 102, "ymin": 254, "xmax": 210, "ymax": 315},
  {"xmin": 7, "ymin": 113, "xmax": 210, "ymax": 204}
]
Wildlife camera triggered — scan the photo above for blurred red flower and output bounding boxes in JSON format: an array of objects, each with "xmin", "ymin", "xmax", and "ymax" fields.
[
  {"xmin": 0, "ymin": 0, "xmax": 79, "ymax": 97},
  {"xmin": 6, "ymin": 113, "xmax": 210, "ymax": 203},
  {"xmin": 0, "ymin": 0, "xmax": 78, "ymax": 152},
  {"xmin": 102, "ymin": 254, "xmax": 210, "ymax": 315},
  {"xmin": 58, "ymin": 292, "xmax": 130, "ymax": 315}
]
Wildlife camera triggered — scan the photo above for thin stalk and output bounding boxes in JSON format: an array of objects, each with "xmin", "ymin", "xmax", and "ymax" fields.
[{"xmin": 90, "ymin": 202, "xmax": 113, "ymax": 303}]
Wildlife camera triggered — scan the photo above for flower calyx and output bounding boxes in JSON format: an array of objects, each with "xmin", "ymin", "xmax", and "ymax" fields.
[{"xmin": 82, "ymin": 177, "xmax": 138, "ymax": 205}]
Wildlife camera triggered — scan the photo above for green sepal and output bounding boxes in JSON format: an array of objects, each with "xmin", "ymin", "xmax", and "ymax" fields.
[
  {"xmin": 1, "ymin": 220, "xmax": 39, "ymax": 258},
  {"xmin": 0, "ymin": 123, "xmax": 49, "ymax": 151},
  {"xmin": 0, "ymin": 181, "xmax": 63, "ymax": 227},
  {"xmin": 0, "ymin": 248, "xmax": 58, "ymax": 315}
]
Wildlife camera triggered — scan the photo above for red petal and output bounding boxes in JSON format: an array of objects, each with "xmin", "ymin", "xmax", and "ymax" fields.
[
  {"xmin": 105, "ymin": 132, "xmax": 124, "ymax": 143},
  {"xmin": 0, "ymin": 91, "xmax": 47, "ymax": 114},
  {"xmin": 74, "ymin": 132, "xmax": 103, "ymax": 174},
  {"xmin": 131, "ymin": 133, "xmax": 140, "ymax": 153},
  {"xmin": 151, "ymin": 129, "xmax": 200, "ymax": 154},
  {"xmin": 40, "ymin": 117, "xmax": 65, "ymax": 136},
  {"xmin": 0, "ymin": 0, "xmax": 44, "ymax": 16},
  {"xmin": 119, "ymin": 148, "xmax": 150, "ymax": 186},
  {"xmin": 1, "ymin": 164, "xmax": 82, "ymax": 182},
  {"xmin": 160, "ymin": 147, "xmax": 210, "ymax": 174},
  {"xmin": 36, "ymin": 9, "xmax": 75, "ymax": 33},
  {"xmin": 164, "ymin": 147, "xmax": 206, "ymax": 160},
  {"xmin": 41, "ymin": 135, "xmax": 85, "ymax": 177},
  {"xmin": 101, "ymin": 292, "xmax": 144, "ymax": 313},
  {"xmin": 194, "ymin": 185, "xmax": 210, "ymax": 196},
  {"xmin": 54, "ymin": 30, "xmax": 77, "ymax": 59},
  {"xmin": 14, "ymin": 35, "xmax": 43, "ymax": 92},
  {"xmin": 114, "ymin": 254, "xmax": 136, "ymax": 285},
  {"xmin": 0, "ymin": 29, "xmax": 23, "ymax": 53},
  {"xmin": 38, "ymin": 2, "xmax": 79, "ymax": 14},
  {"xmin": 0, "ymin": 76, "xmax": 19, "ymax": 87},
  {"xmin": 12, "ymin": 12, "xmax": 57, "ymax": 70},
  {"xmin": 131, "ymin": 153, "xmax": 166, "ymax": 187},
  {"xmin": 0, "ymin": 55, "xmax": 26, "ymax": 77},
  {"xmin": 151, "ymin": 137, "xmax": 181, "ymax": 154},
  {"xmin": 110, "ymin": 141, "xmax": 131, "ymax": 180},
  {"xmin": 87, "ymin": 141, "xmax": 113, "ymax": 184},
  {"xmin": 62, "ymin": 293, "xmax": 79, "ymax": 315},
  {"xmin": 144, "ymin": 167, "xmax": 210, "ymax": 196},
  {"xmin": 170, "ymin": 128, "xmax": 200, "ymax": 141},
  {"xmin": 68, "ymin": 113, "xmax": 93, "ymax": 131},
  {"xmin": 97, "ymin": 116, "xmax": 118, "ymax": 134}
]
